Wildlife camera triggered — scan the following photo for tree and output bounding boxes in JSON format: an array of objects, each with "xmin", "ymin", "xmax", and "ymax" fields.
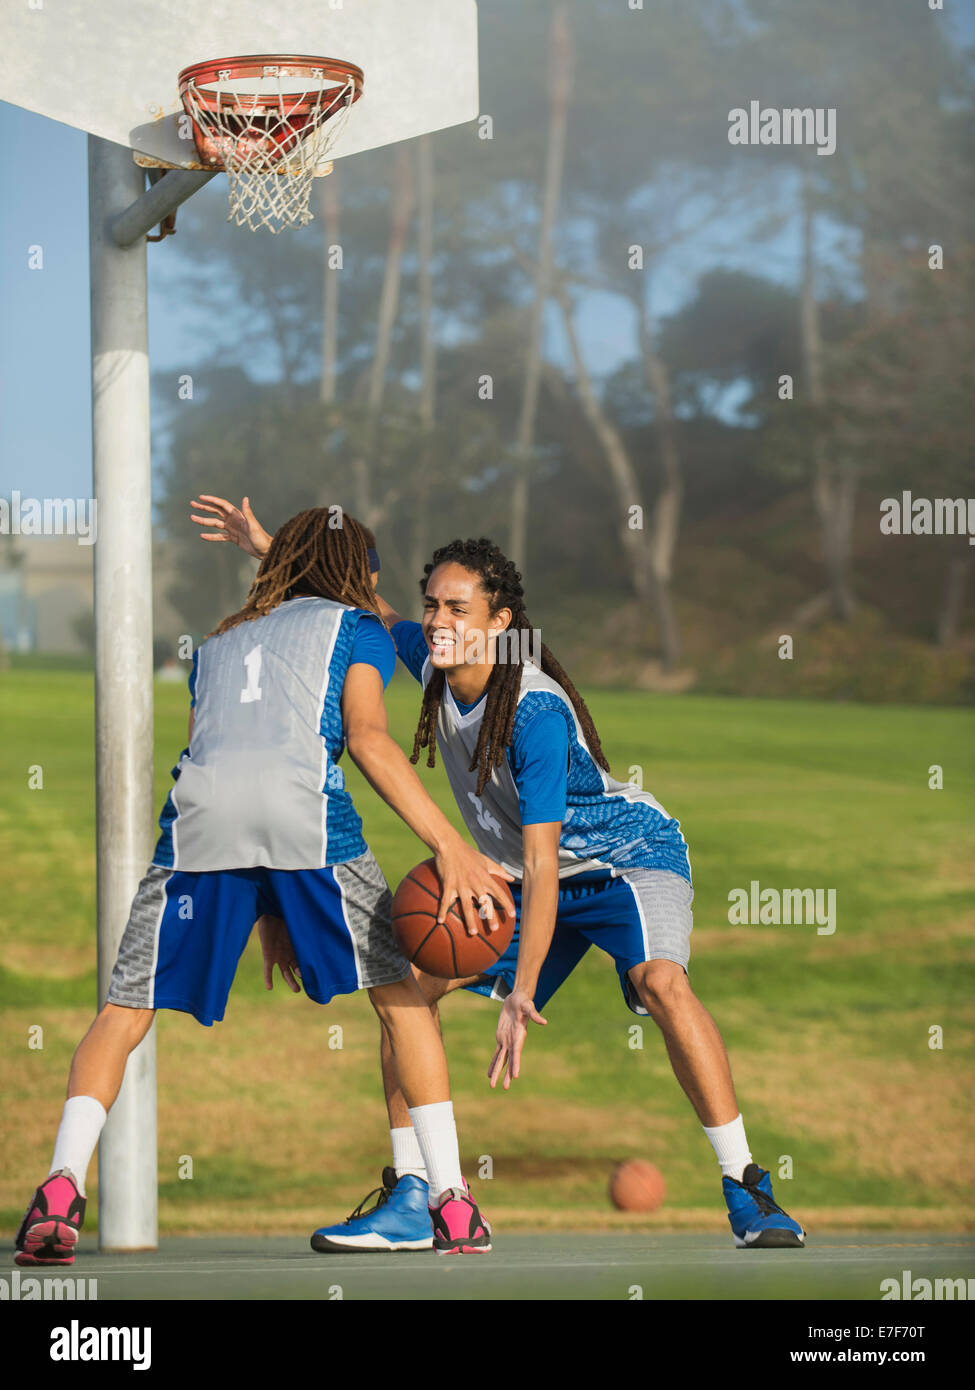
[
  {"xmin": 509, "ymin": 3, "xmax": 572, "ymax": 580},
  {"xmin": 729, "ymin": 0, "xmax": 974, "ymax": 621}
]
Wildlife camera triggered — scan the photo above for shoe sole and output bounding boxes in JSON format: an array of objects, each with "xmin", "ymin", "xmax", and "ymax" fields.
[
  {"xmin": 735, "ymin": 1229, "xmax": 805, "ymax": 1248},
  {"xmin": 310, "ymin": 1233, "xmax": 434, "ymax": 1253},
  {"xmin": 15, "ymin": 1250, "xmax": 76, "ymax": 1267},
  {"xmin": 16, "ymin": 1219, "xmax": 79, "ymax": 1264},
  {"xmin": 434, "ymin": 1239, "xmax": 492, "ymax": 1255}
]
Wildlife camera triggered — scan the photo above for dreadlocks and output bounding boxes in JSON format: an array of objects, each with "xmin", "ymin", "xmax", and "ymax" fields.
[
  {"xmin": 410, "ymin": 538, "xmax": 610, "ymax": 795},
  {"xmin": 210, "ymin": 510, "xmax": 381, "ymax": 637}
]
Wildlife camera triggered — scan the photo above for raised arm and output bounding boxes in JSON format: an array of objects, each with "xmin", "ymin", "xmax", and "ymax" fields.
[
  {"xmin": 190, "ymin": 495, "xmax": 272, "ymax": 559},
  {"xmin": 191, "ymin": 497, "xmax": 400, "ymax": 625},
  {"xmin": 374, "ymin": 591, "xmax": 404, "ymax": 627}
]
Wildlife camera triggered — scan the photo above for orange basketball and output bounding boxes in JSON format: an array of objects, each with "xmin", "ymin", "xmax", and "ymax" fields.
[
  {"xmin": 391, "ymin": 859, "xmax": 514, "ymax": 980},
  {"xmin": 609, "ymin": 1160, "xmax": 666, "ymax": 1212}
]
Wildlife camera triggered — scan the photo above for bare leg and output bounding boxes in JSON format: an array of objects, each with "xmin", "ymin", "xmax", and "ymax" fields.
[
  {"xmin": 627, "ymin": 960, "xmax": 739, "ymax": 1127},
  {"xmin": 379, "ymin": 968, "xmax": 480, "ymax": 1127},
  {"xmin": 67, "ymin": 1003, "xmax": 155, "ymax": 1111},
  {"xmin": 367, "ymin": 974, "xmax": 457, "ymax": 1109}
]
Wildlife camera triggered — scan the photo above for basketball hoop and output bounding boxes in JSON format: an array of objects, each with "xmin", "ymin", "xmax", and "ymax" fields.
[{"xmin": 178, "ymin": 55, "xmax": 364, "ymax": 233}]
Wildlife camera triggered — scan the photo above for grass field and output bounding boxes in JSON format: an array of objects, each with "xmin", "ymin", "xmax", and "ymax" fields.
[{"xmin": 1, "ymin": 667, "xmax": 973, "ymax": 1239}]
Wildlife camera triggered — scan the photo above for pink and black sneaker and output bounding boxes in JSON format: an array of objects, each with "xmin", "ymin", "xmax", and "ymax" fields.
[
  {"xmin": 15, "ymin": 1170, "xmax": 86, "ymax": 1267},
  {"xmin": 429, "ymin": 1181, "xmax": 492, "ymax": 1255}
]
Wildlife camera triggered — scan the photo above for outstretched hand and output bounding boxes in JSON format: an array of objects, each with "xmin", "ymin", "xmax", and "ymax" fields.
[
  {"xmin": 190, "ymin": 494, "xmax": 272, "ymax": 560},
  {"xmin": 488, "ymin": 989, "xmax": 547, "ymax": 1091}
]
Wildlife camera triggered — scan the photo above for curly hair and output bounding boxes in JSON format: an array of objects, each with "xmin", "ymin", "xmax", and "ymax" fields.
[{"xmin": 410, "ymin": 537, "xmax": 610, "ymax": 794}]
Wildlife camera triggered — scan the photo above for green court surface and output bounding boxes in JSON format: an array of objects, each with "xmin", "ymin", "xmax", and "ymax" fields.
[{"xmin": 3, "ymin": 1233, "xmax": 973, "ymax": 1301}]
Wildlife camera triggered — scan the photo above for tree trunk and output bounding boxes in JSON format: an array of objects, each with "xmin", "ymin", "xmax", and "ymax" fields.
[
  {"xmin": 510, "ymin": 2, "xmax": 572, "ymax": 579},
  {"xmin": 556, "ymin": 285, "xmax": 678, "ymax": 666},
  {"xmin": 937, "ymin": 551, "xmax": 971, "ymax": 647},
  {"xmin": 354, "ymin": 148, "xmax": 415, "ymax": 529},
  {"xmin": 410, "ymin": 136, "xmax": 436, "ymax": 587},
  {"xmin": 637, "ymin": 291, "xmax": 683, "ymax": 670},
  {"xmin": 319, "ymin": 168, "xmax": 341, "ymax": 406},
  {"xmin": 313, "ymin": 170, "xmax": 342, "ymax": 509},
  {"xmin": 812, "ymin": 454, "xmax": 857, "ymax": 622},
  {"xmin": 801, "ymin": 171, "xmax": 856, "ymax": 622},
  {"xmin": 369, "ymin": 147, "xmax": 414, "ymax": 416}
]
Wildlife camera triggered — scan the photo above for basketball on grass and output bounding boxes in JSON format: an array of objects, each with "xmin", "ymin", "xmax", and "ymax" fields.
[
  {"xmin": 609, "ymin": 1160, "xmax": 666, "ymax": 1212},
  {"xmin": 391, "ymin": 859, "xmax": 514, "ymax": 979}
]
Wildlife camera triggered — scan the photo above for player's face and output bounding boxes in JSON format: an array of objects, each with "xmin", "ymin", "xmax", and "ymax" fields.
[{"xmin": 421, "ymin": 563, "xmax": 508, "ymax": 670}]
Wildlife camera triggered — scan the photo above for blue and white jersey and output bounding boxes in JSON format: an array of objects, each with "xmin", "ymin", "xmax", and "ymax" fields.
[
  {"xmin": 392, "ymin": 621, "xmax": 690, "ymax": 884},
  {"xmin": 154, "ymin": 597, "xmax": 395, "ymax": 873}
]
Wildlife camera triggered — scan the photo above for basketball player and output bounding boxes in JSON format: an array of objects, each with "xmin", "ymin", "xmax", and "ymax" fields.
[
  {"xmin": 190, "ymin": 497, "xmax": 806, "ymax": 1254},
  {"xmin": 15, "ymin": 511, "xmax": 512, "ymax": 1267}
]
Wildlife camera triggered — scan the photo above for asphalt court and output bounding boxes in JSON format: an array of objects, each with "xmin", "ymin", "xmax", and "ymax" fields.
[{"xmin": 3, "ymin": 1233, "xmax": 972, "ymax": 1301}]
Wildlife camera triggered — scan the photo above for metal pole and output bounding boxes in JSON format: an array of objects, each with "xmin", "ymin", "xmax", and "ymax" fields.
[
  {"xmin": 112, "ymin": 169, "xmax": 216, "ymax": 248},
  {"xmin": 88, "ymin": 136, "xmax": 158, "ymax": 1252}
]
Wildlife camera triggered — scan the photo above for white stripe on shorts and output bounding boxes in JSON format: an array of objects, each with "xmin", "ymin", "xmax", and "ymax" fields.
[{"xmin": 617, "ymin": 868, "xmax": 694, "ymax": 971}]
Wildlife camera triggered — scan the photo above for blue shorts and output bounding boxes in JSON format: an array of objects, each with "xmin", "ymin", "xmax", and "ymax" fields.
[
  {"xmin": 465, "ymin": 868, "xmax": 694, "ymax": 1016},
  {"xmin": 106, "ymin": 849, "xmax": 410, "ymax": 1026}
]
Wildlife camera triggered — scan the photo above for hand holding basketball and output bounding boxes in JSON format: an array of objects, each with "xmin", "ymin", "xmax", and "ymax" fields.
[
  {"xmin": 391, "ymin": 858, "xmax": 515, "ymax": 979},
  {"xmin": 432, "ymin": 839, "xmax": 515, "ymax": 937}
]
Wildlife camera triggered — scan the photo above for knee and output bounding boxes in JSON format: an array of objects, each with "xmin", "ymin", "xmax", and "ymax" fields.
[
  {"xmin": 630, "ymin": 962, "xmax": 690, "ymax": 1019},
  {"xmin": 97, "ymin": 1003, "xmax": 155, "ymax": 1045},
  {"xmin": 414, "ymin": 967, "xmax": 448, "ymax": 1010},
  {"xmin": 369, "ymin": 977, "xmax": 414, "ymax": 1026},
  {"xmin": 374, "ymin": 970, "xmax": 445, "ymax": 1033}
]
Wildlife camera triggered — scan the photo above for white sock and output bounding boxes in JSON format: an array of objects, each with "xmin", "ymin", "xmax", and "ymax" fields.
[
  {"xmin": 390, "ymin": 1126, "xmax": 428, "ymax": 1183},
  {"xmin": 407, "ymin": 1101, "xmax": 463, "ymax": 1200},
  {"xmin": 703, "ymin": 1113, "xmax": 752, "ymax": 1182},
  {"xmin": 49, "ymin": 1096, "xmax": 108, "ymax": 1197}
]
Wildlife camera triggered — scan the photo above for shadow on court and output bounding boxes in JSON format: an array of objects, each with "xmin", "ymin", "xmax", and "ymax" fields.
[{"xmin": 4, "ymin": 1234, "xmax": 973, "ymax": 1301}]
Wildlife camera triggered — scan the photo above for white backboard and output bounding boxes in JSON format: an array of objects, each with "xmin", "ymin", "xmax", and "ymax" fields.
[{"xmin": 1, "ymin": 0, "xmax": 479, "ymax": 168}]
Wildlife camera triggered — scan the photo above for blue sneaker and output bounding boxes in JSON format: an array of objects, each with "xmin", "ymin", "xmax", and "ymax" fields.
[
  {"xmin": 310, "ymin": 1168, "xmax": 434, "ymax": 1253},
  {"xmin": 723, "ymin": 1163, "xmax": 806, "ymax": 1248}
]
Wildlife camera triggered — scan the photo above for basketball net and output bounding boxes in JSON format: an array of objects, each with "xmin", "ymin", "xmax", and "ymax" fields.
[{"xmin": 181, "ymin": 69, "xmax": 358, "ymax": 233}]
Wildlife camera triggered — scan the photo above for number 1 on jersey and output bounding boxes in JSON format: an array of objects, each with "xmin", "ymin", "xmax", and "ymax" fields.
[{"xmin": 240, "ymin": 645, "xmax": 263, "ymax": 703}]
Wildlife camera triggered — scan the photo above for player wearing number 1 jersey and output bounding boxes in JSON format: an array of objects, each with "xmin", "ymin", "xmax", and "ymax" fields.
[{"xmin": 15, "ymin": 510, "xmax": 514, "ymax": 1267}]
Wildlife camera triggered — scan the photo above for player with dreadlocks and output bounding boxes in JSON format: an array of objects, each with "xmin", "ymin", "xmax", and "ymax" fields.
[
  {"xmin": 15, "ymin": 508, "xmax": 514, "ymax": 1268},
  {"xmin": 189, "ymin": 497, "xmax": 806, "ymax": 1255}
]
